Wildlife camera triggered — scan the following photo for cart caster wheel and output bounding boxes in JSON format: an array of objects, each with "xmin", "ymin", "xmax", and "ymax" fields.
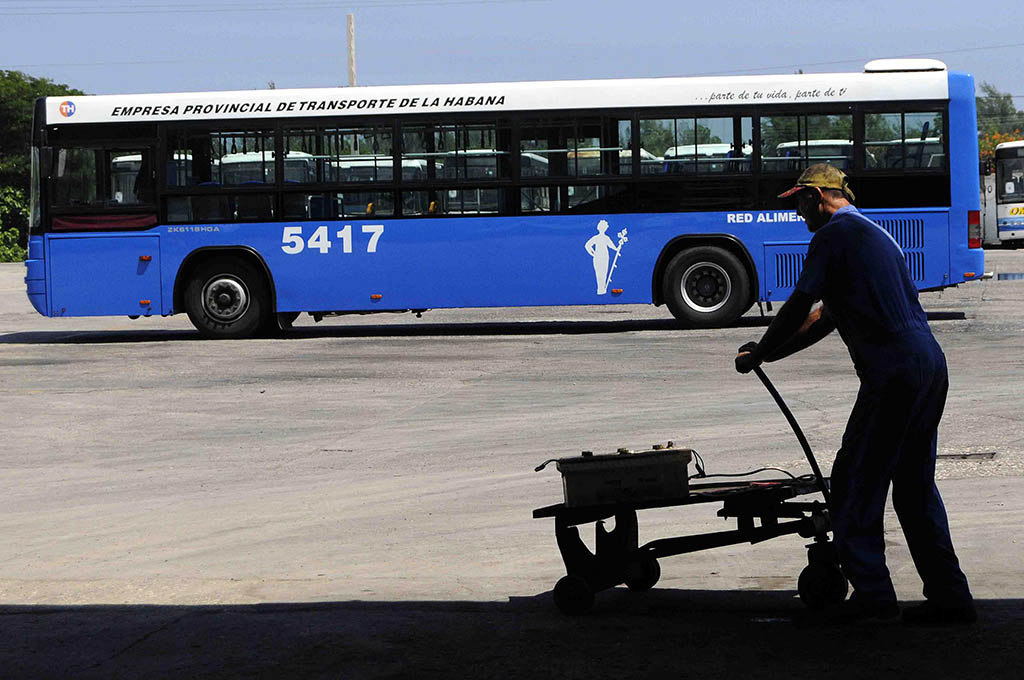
[
  {"xmin": 798, "ymin": 563, "xmax": 849, "ymax": 610},
  {"xmin": 624, "ymin": 559, "xmax": 661, "ymax": 592},
  {"xmin": 553, "ymin": 575, "xmax": 594, "ymax": 615}
]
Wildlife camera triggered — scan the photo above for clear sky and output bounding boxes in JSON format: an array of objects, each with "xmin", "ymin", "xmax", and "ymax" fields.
[{"xmin": 1, "ymin": 0, "xmax": 1022, "ymax": 104}]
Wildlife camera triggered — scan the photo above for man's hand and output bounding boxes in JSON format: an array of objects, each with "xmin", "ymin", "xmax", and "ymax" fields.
[{"xmin": 735, "ymin": 341, "xmax": 761, "ymax": 374}]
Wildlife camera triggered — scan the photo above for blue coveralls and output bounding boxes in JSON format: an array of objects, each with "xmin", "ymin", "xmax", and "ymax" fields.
[{"xmin": 794, "ymin": 205, "xmax": 973, "ymax": 607}]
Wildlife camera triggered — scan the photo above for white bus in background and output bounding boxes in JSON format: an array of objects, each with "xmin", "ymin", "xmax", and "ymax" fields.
[
  {"xmin": 663, "ymin": 142, "xmax": 753, "ymax": 173},
  {"xmin": 767, "ymin": 139, "xmax": 854, "ymax": 172},
  {"xmin": 981, "ymin": 140, "xmax": 1024, "ymax": 247}
]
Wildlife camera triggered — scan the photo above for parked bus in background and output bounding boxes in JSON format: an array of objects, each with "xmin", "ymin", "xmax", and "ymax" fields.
[
  {"xmin": 26, "ymin": 59, "xmax": 983, "ymax": 338},
  {"xmin": 980, "ymin": 140, "xmax": 1024, "ymax": 247}
]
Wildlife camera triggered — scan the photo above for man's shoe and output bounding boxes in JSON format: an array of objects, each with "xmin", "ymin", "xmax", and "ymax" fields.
[{"xmin": 902, "ymin": 600, "xmax": 977, "ymax": 625}]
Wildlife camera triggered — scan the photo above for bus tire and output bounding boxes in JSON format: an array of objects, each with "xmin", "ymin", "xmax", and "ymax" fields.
[
  {"xmin": 184, "ymin": 256, "xmax": 270, "ymax": 339},
  {"xmin": 663, "ymin": 246, "xmax": 750, "ymax": 327}
]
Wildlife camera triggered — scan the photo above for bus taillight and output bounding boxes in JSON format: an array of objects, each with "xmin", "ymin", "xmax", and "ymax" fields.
[{"xmin": 968, "ymin": 210, "xmax": 981, "ymax": 248}]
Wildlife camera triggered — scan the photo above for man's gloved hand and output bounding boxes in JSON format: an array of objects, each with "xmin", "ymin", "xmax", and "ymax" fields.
[{"xmin": 735, "ymin": 341, "xmax": 761, "ymax": 374}]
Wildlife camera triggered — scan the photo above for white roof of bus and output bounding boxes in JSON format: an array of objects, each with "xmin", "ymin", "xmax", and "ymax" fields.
[
  {"xmin": 664, "ymin": 143, "xmax": 753, "ymax": 157},
  {"xmin": 995, "ymin": 140, "xmax": 1024, "ymax": 151},
  {"xmin": 332, "ymin": 155, "xmax": 425, "ymax": 167},
  {"xmin": 219, "ymin": 151, "xmax": 312, "ymax": 162},
  {"xmin": 776, "ymin": 139, "xmax": 852, "ymax": 149},
  {"xmin": 44, "ymin": 65, "xmax": 951, "ymax": 125}
]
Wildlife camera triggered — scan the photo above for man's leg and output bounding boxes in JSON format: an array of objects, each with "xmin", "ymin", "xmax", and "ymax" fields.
[
  {"xmin": 830, "ymin": 376, "xmax": 916, "ymax": 606},
  {"xmin": 891, "ymin": 351, "xmax": 972, "ymax": 605}
]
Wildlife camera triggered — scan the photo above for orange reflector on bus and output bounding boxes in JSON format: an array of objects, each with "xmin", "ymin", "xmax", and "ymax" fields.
[
  {"xmin": 139, "ymin": 300, "xmax": 151, "ymax": 306},
  {"xmin": 139, "ymin": 255, "xmax": 152, "ymax": 261},
  {"xmin": 965, "ymin": 272, "xmax": 976, "ymax": 278},
  {"xmin": 371, "ymin": 294, "xmax": 383, "ymax": 300},
  {"xmin": 611, "ymin": 288, "xmax": 623, "ymax": 295}
]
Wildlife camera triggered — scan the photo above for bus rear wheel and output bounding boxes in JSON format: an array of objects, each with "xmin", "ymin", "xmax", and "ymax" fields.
[
  {"xmin": 663, "ymin": 246, "xmax": 750, "ymax": 327},
  {"xmin": 184, "ymin": 256, "xmax": 270, "ymax": 339}
]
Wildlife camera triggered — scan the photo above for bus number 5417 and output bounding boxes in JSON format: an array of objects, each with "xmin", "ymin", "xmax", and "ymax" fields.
[{"xmin": 281, "ymin": 225, "xmax": 384, "ymax": 255}]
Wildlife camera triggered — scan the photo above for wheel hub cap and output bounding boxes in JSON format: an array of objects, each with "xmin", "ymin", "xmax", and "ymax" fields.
[
  {"xmin": 203, "ymin": 277, "xmax": 249, "ymax": 322},
  {"xmin": 680, "ymin": 262, "xmax": 732, "ymax": 313}
]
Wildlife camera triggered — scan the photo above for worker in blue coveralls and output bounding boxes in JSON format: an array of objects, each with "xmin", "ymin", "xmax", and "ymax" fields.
[{"xmin": 734, "ymin": 163, "xmax": 975, "ymax": 625}]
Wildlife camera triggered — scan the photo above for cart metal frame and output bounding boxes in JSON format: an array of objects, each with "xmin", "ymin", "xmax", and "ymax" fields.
[{"xmin": 533, "ymin": 478, "xmax": 846, "ymax": 614}]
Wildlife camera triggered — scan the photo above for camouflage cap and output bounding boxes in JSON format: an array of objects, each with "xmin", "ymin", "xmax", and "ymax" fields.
[{"xmin": 778, "ymin": 162, "xmax": 855, "ymax": 202}]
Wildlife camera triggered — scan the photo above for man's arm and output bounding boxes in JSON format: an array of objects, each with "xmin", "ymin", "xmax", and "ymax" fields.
[
  {"xmin": 735, "ymin": 291, "xmax": 821, "ymax": 372},
  {"xmin": 761, "ymin": 305, "xmax": 835, "ymax": 362}
]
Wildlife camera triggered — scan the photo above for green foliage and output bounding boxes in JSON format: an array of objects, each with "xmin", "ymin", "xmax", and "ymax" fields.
[
  {"xmin": 0, "ymin": 185, "xmax": 28, "ymax": 261},
  {"xmin": 0, "ymin": 70, "xmax": 84, "ymax": 251},
  {"xmin": 977, "ymin": 81, "xmax": 1024, "ymax": 136},
  {"xmin": 0, "ymin": 227, "xmax": 26, "ymax": 262},
  {"xmin": 0, "ymin": 188, "xmax": 28, "ymax": 261},
  {"xmin": 0, "ymin": 70, "xmax": 85, "ymax": 193}
]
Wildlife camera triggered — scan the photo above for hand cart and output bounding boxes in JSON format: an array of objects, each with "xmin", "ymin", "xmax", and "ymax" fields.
[{"xmin": 533, "ymin": 367, "xmax": 849, "ymax": 615}]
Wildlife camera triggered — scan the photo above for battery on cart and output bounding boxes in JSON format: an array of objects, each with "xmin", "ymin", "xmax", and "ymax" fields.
[{"xmin": 554, "ymin": 445, "xmax": 693, "ymax": 507}]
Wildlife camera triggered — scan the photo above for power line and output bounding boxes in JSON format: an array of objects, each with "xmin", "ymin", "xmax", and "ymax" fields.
[
  {"xmin": 0, "ymin": 0, "xmax": 538, "ymax": 15},
  {"xmin": 5, "ymin": 33, "xmax": 1024, "ymax": 87},
  {"xmin": 681, "ymin": 41, "xmax": 1024, "ymax": 78}
]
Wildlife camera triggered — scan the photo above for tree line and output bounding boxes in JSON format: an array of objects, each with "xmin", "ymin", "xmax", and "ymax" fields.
[
  {"xmin": 1, "ymin": 70, "xmax": 84, "ymax": 261},
  {"xmin": 1, "ymin": 70, "xmax": 1023, "ymax": 262}
]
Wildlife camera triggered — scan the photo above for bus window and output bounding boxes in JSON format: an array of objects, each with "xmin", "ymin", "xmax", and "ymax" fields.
[
  {"xmin": 50, "ymin": 147, "xmax": 154, "ymax": 208},
  {"xmin": 864, "ymin": 112, "xmax": 944, "ymax": 169},
  {"xmin": 401, "ymin": 188, "xmax": 502, "ymax": 215},
  {"xmin": 641, "ymin": 117, "xmax": 751, "ymax": 175},
  {"xmin": 520, "ymin": 186, "xmax": 557, "ymax": 213},
  {"xmin": 519, "ymin": 118, "xmax": 613, "ymax": 178},
  {"xmin": 50, "ymin": 148, "xmax": 98, "ymax": 207},
  {"xmin": 520, "ymin": 120, "xmax": 572, "ymax": 177},
  {"xmin": 663, "ymin": 117, "xmax": 749, "ymax": 174},
  {"xmin": 864, "ymin": 113, "xmax": 902, "ymax": 168},
  {"xmin": 996, "ymin": 153, "xmax": 1024, "ymax": 203},
  {"xmin": 566, "ymin": 184, "xmax": 630, "ymax": 213},
  {"xmin": 401, "ymin": 126, "xmax": 435, "ymax": 180},
  {"xmin": 339, "ymin": 190, "xmax": 394, "ymax": 217},
  {"xmin": 904, "ymin": 112, "xmax": 944, "ymax": 169},
  {"xmin": 440, "ymin": 149, "xmax": 503, "ymax": 181},
  {"xmin": 640, "ymin": 118, "xmax": 689, "ymax": 173},
  {"xmin": 167, "ymin": 128, "xmax": 274, "ymax": 186},
  {"xmin": 286, "ymin": 125, "xmax": 392, "ymax": 183},
  {"xmin": 442, "ymin": 187, "xmax": 502, "ymax": 214},
  {"xmin": 332, "ymin": 156, "xmax": 394, "ymax": 183},
  {"xmin": 618, "ymin": 119, "xmax": 633, "ymax": 175},
  {"xmin": 761, "ymin": 114, "xmax": 852, "ymax": 171},
  {"xmin": 437, "ymin": 124, "xmax": 504, "ymax": 180},
  {"xmin": 566, "ymin": 120, "xmax": 602, "ymax": 176}
]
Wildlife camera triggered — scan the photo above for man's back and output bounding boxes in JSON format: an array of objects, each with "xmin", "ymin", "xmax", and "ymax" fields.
[{"xmin": 796, "ymin": 206, "xmax": 931, "ymax": 359}]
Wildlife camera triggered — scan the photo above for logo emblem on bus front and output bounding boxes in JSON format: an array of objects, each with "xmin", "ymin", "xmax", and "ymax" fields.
[
  {"xmin": 584, "ymin": 219, "xmax": 628, "ymax": 295},
  {"xmin": 59, "ymin": 101, "xmax": 76, "ymax": 117}
]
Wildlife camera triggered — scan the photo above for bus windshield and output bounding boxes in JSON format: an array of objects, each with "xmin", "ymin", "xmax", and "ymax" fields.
[{"xmin": 996, "ymin": 154, "xmax": 1024, "ymax": 203}]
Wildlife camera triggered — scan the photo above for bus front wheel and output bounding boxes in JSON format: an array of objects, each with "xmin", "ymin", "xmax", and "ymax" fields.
[
  {"xmin": 663, "ymin": 246, "xmax": 750, "ymax": 327},
  {"xmin": 184, "ymin": 257, "xmax": 270, "ymax": 339}
]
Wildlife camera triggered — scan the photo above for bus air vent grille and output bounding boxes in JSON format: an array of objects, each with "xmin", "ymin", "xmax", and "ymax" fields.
[
  {"xmin": 774, "ymin": 252, "xmax": 806, "ymax": 289},
  {"xmin": 875, "ymin": 217, "xmax": 926, "ymax": 281},
  {"xmin": 876, "ymin": 218, "xmax": 925, "ymax": 250},
  {"xmin": 905, "ymin": 251, "xmax": 925, "ymax": 281}
]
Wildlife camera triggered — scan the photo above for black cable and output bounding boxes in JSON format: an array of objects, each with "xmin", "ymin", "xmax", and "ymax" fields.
[
  {"xmin": 691, "ymin": 466, "xmax": 794, "ymax": 481},
  {"xmin": 687, "ymin": 449, "xmax": 811, "ymax": 482}
]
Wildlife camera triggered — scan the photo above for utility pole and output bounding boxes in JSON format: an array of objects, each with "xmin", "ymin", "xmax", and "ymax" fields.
[{"xmin": 347, "ymin": 13, "xmax": 357, "ymax": 87}]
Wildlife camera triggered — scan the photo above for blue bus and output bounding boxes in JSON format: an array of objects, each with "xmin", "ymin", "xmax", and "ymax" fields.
[{"xmin": 26, "ymin": 59, "xmax": 983, "ymax": 338}]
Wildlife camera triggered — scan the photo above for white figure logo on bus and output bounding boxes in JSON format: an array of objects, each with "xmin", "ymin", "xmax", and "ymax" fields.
[{"xmin": 584, "ymin": 219, "xmax": 628, "ymax": 295}]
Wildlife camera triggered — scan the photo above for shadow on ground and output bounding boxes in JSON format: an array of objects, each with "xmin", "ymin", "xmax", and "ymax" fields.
[
  {"xmin": 0, "ymin": 311, "xmax": 965, "ymax": 345},
  {"xmin": 1, "ymin": 589, "xmax": 1019, "ymax": 679}
]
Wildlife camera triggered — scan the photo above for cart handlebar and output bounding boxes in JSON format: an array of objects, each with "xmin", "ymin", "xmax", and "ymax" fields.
[{"xmin": 752, "ymin": 366, "xmax": 832, "ymax": 509}]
